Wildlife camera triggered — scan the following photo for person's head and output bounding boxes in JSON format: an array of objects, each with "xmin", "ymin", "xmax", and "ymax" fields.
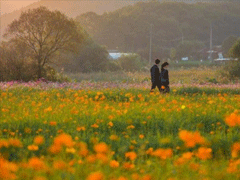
[
  {"xmin": 155, "ymin": 59, "xmax": 160, "ymax": 65},
  {"xmin": 161, "ymin": 62, "xmax": 169, "ymax": 69}
]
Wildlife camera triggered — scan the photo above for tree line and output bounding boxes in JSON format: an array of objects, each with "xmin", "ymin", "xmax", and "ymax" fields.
[
  {"xmin": 0, "ymin": 2, "xmax": 240, "ymax": 82},
  {"xmin": 0, "ymin": 7, "xmax": 113, "ymax": 81},
  {"xmin": 76, "ymin": 1, "xmax": 240, "ymax": 61}
]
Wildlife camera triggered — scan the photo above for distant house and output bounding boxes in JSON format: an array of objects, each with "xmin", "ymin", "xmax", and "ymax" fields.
[
  {"xmin": 199, "ymin": 45, "xmax": 223, "ymax": 60},
  {"xmin": 214, "ymin": 52, "xmax": 238, "ymax": 63},
  {"xmin": 181, "ymin": 57, "xmax": 188, "ymax": 61},
  {"xmin": 108, "ymin": 50, "xmax": 136, "ymax": 60}
]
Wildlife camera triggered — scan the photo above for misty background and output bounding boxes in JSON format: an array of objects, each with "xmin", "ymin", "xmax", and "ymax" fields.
[{"xmin": 0, "ymin": 0, "xmax": 240, "ymax": 82}]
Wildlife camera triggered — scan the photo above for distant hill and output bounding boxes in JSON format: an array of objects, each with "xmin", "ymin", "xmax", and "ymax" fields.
[
  {"xmin": 75, "ymin": 1, "xmax": 240, "ymax": 57},
  {"xmin": 0, "ymin": 0, "xmax": 136, "ymax": 41},
  {"xmin": 1, "ymin": 0, "xmax": 236, "ymax": 41}
]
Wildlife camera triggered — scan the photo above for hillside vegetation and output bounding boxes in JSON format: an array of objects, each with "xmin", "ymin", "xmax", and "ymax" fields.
[{"xmin": 76, "ymin": 1, "xmax": 240, "ymax": 60}]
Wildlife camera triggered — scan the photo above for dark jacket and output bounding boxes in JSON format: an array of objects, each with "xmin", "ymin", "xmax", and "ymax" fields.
[
  {"xmin": 160, "ymin": 69, "xmax": 169, "ymax": 85},
  {"xmin": 150, "ymin": 64, "xmax": 160, "ymax": 83}
]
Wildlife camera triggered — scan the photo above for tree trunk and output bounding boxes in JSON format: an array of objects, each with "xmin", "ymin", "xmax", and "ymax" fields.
[{"xmin": 37, "ymin": 59, "xmax": 42, "ymax": 79}]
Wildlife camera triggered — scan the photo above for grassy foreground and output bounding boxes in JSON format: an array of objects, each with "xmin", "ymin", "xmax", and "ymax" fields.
[
  {"xmin": 0, "ymin": 87, "xmax": 240, "ymax": 180},
  {"xmin": 66, "ymin": 66, "xmax": 237, "ymax": 85}
]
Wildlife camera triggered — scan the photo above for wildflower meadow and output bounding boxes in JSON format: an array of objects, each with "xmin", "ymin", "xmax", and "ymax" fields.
[{"xmin": 0, "ymin": 81, "xmax": 240, "ymax": 180}]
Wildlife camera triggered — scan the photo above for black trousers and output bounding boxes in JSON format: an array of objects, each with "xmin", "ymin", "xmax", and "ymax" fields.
[{"xmin": 151, "ymin": 81, "xmax": 161, "ymax": 91}]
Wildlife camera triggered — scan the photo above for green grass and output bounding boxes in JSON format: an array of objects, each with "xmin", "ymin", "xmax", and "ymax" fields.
[
  {"xmin": 65, "ymin": 66, "xmax": 238, "ymax": 85},
  {"xmin": 0, "ymin": 87, "xmax": 240, "ymax": 179}
]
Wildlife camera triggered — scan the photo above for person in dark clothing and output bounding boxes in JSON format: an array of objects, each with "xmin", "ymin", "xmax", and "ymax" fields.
[
  {"xmin": 160, "ymin": 62, "xmax": 170, "ymax": 93},
  {"xmin": 150, "ymin": 59, "xmax": 161, "ymax": 92}
]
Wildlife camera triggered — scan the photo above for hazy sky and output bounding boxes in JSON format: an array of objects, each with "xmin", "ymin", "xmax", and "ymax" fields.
[{"xmin": 1, "ymin": 0, "xmax": 40, "ymax": 15}]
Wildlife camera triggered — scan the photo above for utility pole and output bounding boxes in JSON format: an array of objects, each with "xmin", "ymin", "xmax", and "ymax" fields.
[
  {"xmin": 149, "ymin": 24, "xmax": 153, "ymax": 65},
  {"xmin": 210, "ymin": 22, "xmax": 213, "ymax": 62},
  {"xmin": 181, "ymin": 32, "xmax": 184, "ymax": 44}
]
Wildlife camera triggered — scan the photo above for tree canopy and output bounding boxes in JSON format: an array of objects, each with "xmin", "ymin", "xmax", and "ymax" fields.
[
  {"xmin": 76, "ymin": 1, "xmax": 240, "ymax": 60},
  {"xmin": 4, "ymin": 6, "xmax": 85, "ymax": 78}
]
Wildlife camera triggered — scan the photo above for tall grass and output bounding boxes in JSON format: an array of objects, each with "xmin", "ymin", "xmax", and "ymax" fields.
[{"xmin": 65, "ymin": 66, "xmax": 237, "ymax": 84}]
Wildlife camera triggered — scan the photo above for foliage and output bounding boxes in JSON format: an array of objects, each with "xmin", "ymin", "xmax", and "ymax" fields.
[
  {"xmin": 229, "ymin": 38, "xmax": 240, "ymax": 60},
  {"xmin": 4, "ymin": 6, "xmax": 85, "ymax": 78},
  {"xmin": 117, "ymin": 54, "xmax": 146, "ymax": 72},
  {"xmin": 176, "ymin": 40, "xmax": 205, "ymax": 60},
  {"xmin": 222, "ymin": 35, "xmax": 239, "ymax": 57},
  {"xmin": 76, "ymin": 1, "xmax": 240, "ymax": 59},
  {"xmin": 170, "ymin": 48, "xmax": 177, "ymax": 60},
  {"xmin": 0, "ymin": 40, "xmax": 36, "ymax": 81},
  {"xmin": 222, "ymin": 38, "xmax": 240, "ymax": 79},
  {"xmin": 0, "ymin": 40, "xmax": 70, "ymax": 82},
  {"xmin": 60, "ymin": 37, "xmax": 111, "ymax": 73}
]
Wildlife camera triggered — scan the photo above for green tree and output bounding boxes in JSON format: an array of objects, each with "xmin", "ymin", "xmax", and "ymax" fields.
[
  {"xmin": 222, "ymin": 35, "xmax": 238, "ymax": 57},
  {"xmin": 0, "ymin": 40, "xmax": 35, "ymax": 81},
  {"xmin": 229, "ymin": 38, "xmax": 240, "ymax": 60},
  {"xmin": 224, "ymin": 38, "xmax": 240, "ymax": 79},
  {"xmin": 176, "ymin": 41, "xmax": 205, "ymax": 60},
  {"xmin": 170, "ymin": 48, "xmax": 176, "ymax": 61},
  {"xmin": 118, "ymin": 54, "xmax": 146, "ymax": 72},
  {"xmin": 59, "ymin": 37, "xmax": 111, "ymax": 73},
  {"xmin": 4, "ymin": 6, "xmax": 84, "ymax": 79}
]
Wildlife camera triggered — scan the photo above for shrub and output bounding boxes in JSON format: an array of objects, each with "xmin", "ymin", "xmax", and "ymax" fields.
[{"xmin": 117, "ymin": 54, "xmax": 146, "ymax": 72}]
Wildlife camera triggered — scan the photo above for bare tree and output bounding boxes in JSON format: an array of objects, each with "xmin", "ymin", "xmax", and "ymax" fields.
[{"xmin": 4, "ymin": 6, "xmax": 84, "ymax": 78}]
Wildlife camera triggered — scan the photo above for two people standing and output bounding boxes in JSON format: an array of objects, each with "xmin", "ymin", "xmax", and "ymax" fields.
[{"xmin": 150, "ymin": 59, "xmax": 170, "ymax": 93}]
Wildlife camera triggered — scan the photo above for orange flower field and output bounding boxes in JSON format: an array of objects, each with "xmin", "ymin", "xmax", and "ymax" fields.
[{"xmin": 0, "ymin": 86, "xmax": 240, "ymax": 179}]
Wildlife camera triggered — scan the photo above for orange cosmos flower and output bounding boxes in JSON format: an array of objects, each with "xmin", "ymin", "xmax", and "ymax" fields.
[
  {"xmin": 139, "ymin": 134, "xmax": 144, "ymax": 139},
  {"xmin": 44, "ymin": 106, "xmax": 52, "ymax": 113},
  {"xmin": 0, "ymin": 157, "xmax": 18, "ymax": 180},
  {"xmin": 231, "ymin": 142, "xmax": 240, "ymax": 158},
  {"xmin": 86, "ymin": 171, "xmax": 104, "ymax": 180},
  {"xmin": 96, "ymin": 153, "xmax": 109, "ymax": 164},
  {"xmin": 108, "ymin": 115, "xmax": 114, "ymax": 120},
  {"xmin": 53, "ymin": 160, "xmax": 67, "ymax": 170},
  {"xmin": 49, "ymin": 121, "xmax": 57, "ymax": 126},
  {"xmin": 110, "ymin": 160, "xmax": 119, "ymax": 168},
  {"xmin": 24, "ymin": 128, "xmax": 32, "ymax": 134},
  {"xmin": 28, "ymin": 157, "xmax": 47, "ymax": 171},
  {"xmin": 76, "ymin": 142, "xmax": 88, "ymax": 156},
  {"xmin": 8, "ymin": 138, "xmax": 23, "ymax": 147},
  {"xmin": 189, "ymin": 162, "xmax": 200, "ymax": 171},
  {"xmin": 125, "ymin": 151, "xmax": 137, "ymax": 161},
  {"xmin": 108, "ymin": 122, "xmax": 114, "ymax": 127},
  {"xmin": 152, "ymin": 148, "xmax": 173, "ymax": 160},
  {"xmin": 109, "ymin": 135, "xmax": 119, "ymax": 141},
  {"xmin": 142, "ymin": 175, "xmax": 152, "ymax": 180},
  {"xmin": 182, "ymin": 152, "xmax": 194, "ymax": 159},
  {"xmin": 86, "ymin": 155, "xmax": 96, "ymax": 163},
  {"xmin": 127, "ymin": 125, "xmax": 135, "ymax": 129},
  {"xmin": 28, "ymin": 145, "xmax": 39, "ymax": 151},
  {"xmin": 49, "ymin": 144, "xmax": 62, "ymax": 154},
  {"xmin": 146, "ymin": 148, "xmax": 154, "ymax": 155},
  {"xmin": 53, "ymin": 133, "xmax": 74, "ymax": 148},
  {"xmin": 174, "ymin": 152, "xmax": 193, "ymax": 166},
  {"xmin": 34, "ymin": 136, "xmax": 44, "ymax": 145},
  {"xmin": 225, "ymin": 113, "xmax": 240, "ymax": 127},
  {"xmin": 94, "ymin": 142, "xmax": 109, "ymax": 154},
  {"xmin": 131, "ymin": 173, "xmax": 140, "ymax": 180},
  {"xmin": 179, "ymin": 130, "xmax": 206, "ymax": 148},
  {"xmin": 227, "ymin": 159, "xmax": 240, "ymax": 173},
  {"xmin": 91, "ymin": 124, "xmax": 99, "ymax": 128},
  {"xmin": 77, "ymin": 126, "xmax": 86, "ymax": 131},
  {"xmin": 195, "ymin": 147, "xmax": 212, "ymax": 160},
  {"xmin": 123, "ymin": 162, "xmax": 135, "ymax": 170}
]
